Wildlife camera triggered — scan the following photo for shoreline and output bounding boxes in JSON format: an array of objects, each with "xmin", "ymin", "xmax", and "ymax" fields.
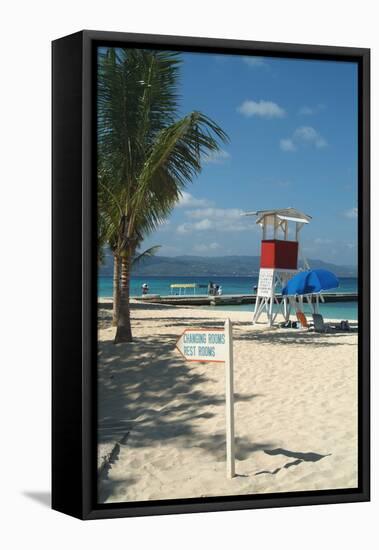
[{"xmin": 98, "ymin": 297, "xmax": 358, "ymax": 324}]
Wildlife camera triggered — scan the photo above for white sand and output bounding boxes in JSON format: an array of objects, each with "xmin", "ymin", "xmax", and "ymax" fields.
[{"xmin": 97, "ymin": 299, "xmax": 358, "ymax": 503}]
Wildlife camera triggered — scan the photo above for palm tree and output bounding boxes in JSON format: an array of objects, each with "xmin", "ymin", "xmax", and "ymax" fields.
[
  {"xmin": 98, "ymin": 47, "xmax": 228, "ymax": 343},
  {"xmin": 97, "ymin": 166, "xmax": 123, "ymax": 325},
  {"xmin": 98, "ymin": 172, "xmax": 161, "ymax": 325}
]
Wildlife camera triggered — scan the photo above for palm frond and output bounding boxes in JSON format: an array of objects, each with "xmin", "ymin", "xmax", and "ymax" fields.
[
  {"xmin": 97, "ymin": 47, "xmax": 229, "ymax": 260},
  {"xmin": 132, "ymin": 245, "xmax": 161, "ymax": 267},
  {"xmin": 128, "ymin": 111, "xmax": 228, "ymax": 237}
]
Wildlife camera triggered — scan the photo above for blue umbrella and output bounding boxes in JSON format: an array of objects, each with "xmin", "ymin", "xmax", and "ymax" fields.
[{"xmin": 282, "ymin": 269, "xmax": 339, "ymax": 296}]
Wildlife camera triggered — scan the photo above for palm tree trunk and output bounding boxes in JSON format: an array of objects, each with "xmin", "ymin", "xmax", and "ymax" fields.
[
  {"xmin": 114, "ymin": 252, "xmax": 133, "ymax": 343},
  {"xmin": 112, "ymin": 253, "xmax": 121, "ymax": 326}
]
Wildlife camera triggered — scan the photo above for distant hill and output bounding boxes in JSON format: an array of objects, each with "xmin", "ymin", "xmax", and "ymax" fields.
[{"xmin": 99, "ymin": 252, "xmax": 357, "ymax": 278}]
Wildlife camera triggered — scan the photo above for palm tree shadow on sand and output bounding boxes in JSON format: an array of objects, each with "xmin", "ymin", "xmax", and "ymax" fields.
[
  {"xmin": 98, "ymin": 303, "xmax": 333, "ymax": 500},
  {"xmin": 255, "ymin": 448, "xmax": 331, "ymax": 476},
  {"xmin": 98, "ymin": 330, "xmax": 264, "ymax": 451}
]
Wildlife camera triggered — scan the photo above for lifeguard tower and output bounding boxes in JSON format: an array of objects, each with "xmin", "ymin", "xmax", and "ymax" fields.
[{"xmin": 244, "ymin": 208, "xmax": 312, "ymax": 325}]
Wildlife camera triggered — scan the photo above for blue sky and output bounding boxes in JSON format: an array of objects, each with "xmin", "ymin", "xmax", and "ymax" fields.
[{"xmin": 142, "ymin": 52, "xmax": 358, "ymax": 266}]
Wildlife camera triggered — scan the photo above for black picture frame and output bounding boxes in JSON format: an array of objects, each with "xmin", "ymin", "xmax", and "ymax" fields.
[{"xmin": 52, "ymin": 30, "xmax": 370, "ymax": 520}]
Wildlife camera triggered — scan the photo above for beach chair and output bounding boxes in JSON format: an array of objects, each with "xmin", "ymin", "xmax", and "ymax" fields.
[
  {"xmin": 296, "ymin": 311, "xmax": 309, "ymax": 329},
  {"xmin": 312, "ymin": 313, "xmax": 335, "ymax": 333}
]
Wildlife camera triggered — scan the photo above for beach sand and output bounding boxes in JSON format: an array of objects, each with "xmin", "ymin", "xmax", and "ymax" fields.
[{"xmin": 97, "ymin": 299, "xmax": 358, "ymax": 503}]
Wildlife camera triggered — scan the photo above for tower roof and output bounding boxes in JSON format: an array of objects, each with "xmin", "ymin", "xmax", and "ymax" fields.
[{"xmin": 244, "ymin": 207, "xmax": 312, "ymax": 225}]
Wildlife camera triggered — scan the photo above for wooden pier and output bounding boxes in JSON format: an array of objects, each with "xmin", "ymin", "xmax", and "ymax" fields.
[{"xmin": 134, "ymin": 292, "xmax": 358, "ymax": 307}]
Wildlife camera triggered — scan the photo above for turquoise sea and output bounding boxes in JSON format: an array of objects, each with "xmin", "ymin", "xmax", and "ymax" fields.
[{"xmin": 98, "ymin": 275, "xmax": 358, "ymax": 320}]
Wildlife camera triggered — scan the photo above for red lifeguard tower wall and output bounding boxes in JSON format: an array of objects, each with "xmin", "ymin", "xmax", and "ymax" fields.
[{"xmin": 260, "ymin": 239, "xmax": 298, "ymax": 270}]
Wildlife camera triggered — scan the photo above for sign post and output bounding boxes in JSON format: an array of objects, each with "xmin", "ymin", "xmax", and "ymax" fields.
[
  {"xmin": 175, "ymin": 319, "xmax": 235, "ymax": 479},
  {"xmin": 224, "ymin": 318, "xmax": 235, "ymax": 478}
]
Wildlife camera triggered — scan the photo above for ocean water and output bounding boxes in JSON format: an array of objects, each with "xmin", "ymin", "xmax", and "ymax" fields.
[{"xmin": 98, "ymin": 275, "xmax": 358, "ymax": 320}]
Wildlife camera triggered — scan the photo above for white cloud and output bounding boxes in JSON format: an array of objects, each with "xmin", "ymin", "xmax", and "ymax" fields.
[
  {"xmin": 177, "ymin": 219, "xmax": 213, "ymax": 234},
  {"xmin": 294, "ymin": 126, "xmax": 318, "ymax": 140},
  {"xmin": 193, "ymin": 219, "xmax": 213, "ymax": 230},
  {"xmin": 176, "ymin": 192, "xmax": 212, "ymax": 208},
  {"xmin": 280, "ymin": 126, "xmax": 327, "ymax": 152},
  {"xmin": 242, "ymin": 56, "xmax": 266, "ymax": 68},
  {"xmin": 193, "ymin": 242, "xmax": 221, "ymax": 253},
  {"xmin": 280, "ymin": 138, "xmax": 296, "ymax": 152},
  {"xmin": 203, "ymin": 149, "xmax": 231, "ymax": 164},
  {"xmin": 177, "ymin": 207, "xmax": 253, "ymax": 234},
  {"xmin": 294, "ymin": 126, "xmax": 327, "ymax": 148},
  {"xmin": 176, "ymin": 224, "xmax": 189, "ymax": 234},
  {"xmin": 237, "ymin": 99, "xmax": 286, "ymax": 118},
  {"xmin": 186, "ymin": 208, "xmax": 243, "ymax": 220},
  {"xmin": 298, "ymin": 104, "xmax": 325, "ymax": 116},
  {"xmin": 344, "ymin": 207, "xmax": 358, "ymax": 219}
]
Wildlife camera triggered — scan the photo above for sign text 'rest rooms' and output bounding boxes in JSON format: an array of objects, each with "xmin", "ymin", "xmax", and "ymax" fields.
[{"xmin": 176, "ymin": 329, "xmax": 226, "ymax": 362}]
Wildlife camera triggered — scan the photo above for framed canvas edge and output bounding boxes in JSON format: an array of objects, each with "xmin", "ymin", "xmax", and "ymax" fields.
[
  {"xmin": 59, "ymin": 28, "xmax": 371, "ymax": 58},
  {"xmin": 52, "ymin": 31, "xmax": 86, "ymax": 520},
  {"xmin": 53, "ymin": 30, "xmax": 370, "ymax": 520}
]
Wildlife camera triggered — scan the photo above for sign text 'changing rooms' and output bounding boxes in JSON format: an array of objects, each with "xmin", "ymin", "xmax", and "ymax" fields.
[{"xmin": 176, "ymin": 329, "xmax": 226, "ymax": 362}]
